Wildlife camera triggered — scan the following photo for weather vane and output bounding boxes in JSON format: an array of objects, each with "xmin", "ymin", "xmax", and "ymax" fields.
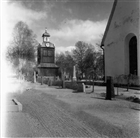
[{"xmin": 45, "ymin": 27, "xmax": 47, "ymax": 33}]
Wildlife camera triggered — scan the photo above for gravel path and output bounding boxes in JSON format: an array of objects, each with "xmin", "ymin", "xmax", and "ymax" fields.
[
  {"xmin": 14, "ymin": 90, "xmax": 100, "ymax": 137},
  {"xmin": 4, "ymin": 83, "xmax": 140, "ymax": 138}
]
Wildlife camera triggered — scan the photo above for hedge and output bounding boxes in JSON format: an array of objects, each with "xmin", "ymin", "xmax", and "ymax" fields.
[{"xmin": 51, "ymin": 81, "xmax": 84, "ymax": 92}]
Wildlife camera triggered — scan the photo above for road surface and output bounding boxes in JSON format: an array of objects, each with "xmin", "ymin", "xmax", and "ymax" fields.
[{"xmin": 4, "ymin": 84, "xmax": 140, "ymax": 137}]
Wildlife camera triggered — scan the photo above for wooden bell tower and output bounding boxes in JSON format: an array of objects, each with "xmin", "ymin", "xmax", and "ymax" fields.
[{"xmin": 37, "ymin": 28, "xmax": 58, "ymax": 83}]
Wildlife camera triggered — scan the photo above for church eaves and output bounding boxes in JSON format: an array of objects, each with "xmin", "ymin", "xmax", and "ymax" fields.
[{"xmin": 101, "ymin": 0, "xmax": 118, "ymax": 48}]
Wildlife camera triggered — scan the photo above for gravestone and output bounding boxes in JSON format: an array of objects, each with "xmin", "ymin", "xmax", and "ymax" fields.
[
  {"xmin": 73, "ymin": 66, "xmax": 76, "ymax": 81},
  {"xmin": 82, "ymin": 83, "xmax": 85, "ymax": 93}
]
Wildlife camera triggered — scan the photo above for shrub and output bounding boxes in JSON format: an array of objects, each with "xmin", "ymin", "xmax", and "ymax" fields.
[
  {"xmin": 48, "ymin": 80, "xmax": 52, "ymax": 86},
  {"xmin": 51, "ymin": 80, "xmax": 84, "ymax": 92},
  {"xmin": 65, "ymin": 81, "xmax": 78, "ymax": 90},
  {"xmin": 71, "ymin": 82, "xmax": 78, "ymax": 90},
  {"xmin": 26, "ymin": 74, "xmax": 34, "ymax": 82},
  {"xmin": 65, "ymin": 82, "xmax": 71, "ymax": 89},
  {"xmin": 36, "ymin": 77, "xmax": 49, "ymax": 84},
  {"xmin": 126, "ymin": 96, "xmax": 140, "ymax": 104},
  {"xmin": 77, "ymin": 83, "xmax": 83, "ymax": 92},
  {"xmin": 43, "ymin": 78, "xmax": 49, "ymax": 84},
  {"xmin": 37, "ymin": 77, "xmax": 41, "ymax": 83},
  {"xmin": 52, "ymin": 80, "xmax": 62, "ymax": 87},
  {"xmin": 114, "ymin": 74, "xmax": 140, "ymax": 87}
]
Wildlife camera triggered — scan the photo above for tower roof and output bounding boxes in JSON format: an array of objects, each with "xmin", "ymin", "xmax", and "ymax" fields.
[{"xmin": 42, "ymin": 28, "xmax": 50, "ymax": 37}]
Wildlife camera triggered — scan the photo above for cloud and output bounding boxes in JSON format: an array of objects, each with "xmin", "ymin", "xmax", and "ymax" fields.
[
  {"xmin": 50, "ymin": 19, "xmax": 107, "ymax": 46},
  {"xmin": 1, "ymin": 2, "xmax": 47, "ymax": 51},
  {"xmin": 2, "ymin": 2, "xmax": 47, "ymax": 27},
  {"xmin": 55, "ymin": 45, "xmax": 75, "ymax": 54}
]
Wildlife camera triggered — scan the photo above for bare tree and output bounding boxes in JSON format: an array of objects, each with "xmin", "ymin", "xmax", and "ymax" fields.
[
  {"xmin": 6, "ymin": 21, "xmax": 38, "ymax": 80},
  {"xmin": 65, "ymin": 51, "xmax": 75, "ymax": 79},
  {"xmin": 56, "ymin": 52, "xmax": 66, "ymax": 88},
  {"xmin": 84, "ymin": 46, "xmax": 103, "ymax": 92},
  {"xmin": 56, "ymin": 51, "xmax": 75, "ymax": 82},
  {"xmin": 73, "ymin": 41, "xmax": 89, "ymax": 79}
]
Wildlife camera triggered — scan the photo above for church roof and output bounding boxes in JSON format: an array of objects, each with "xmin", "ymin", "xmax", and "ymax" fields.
[
  {"xmin": 42, "ymin": 32, "xmax": 50, "ymax": 37},
  {"xmin": 42, "ymin": 28, "xmax": 50, "ymax": 37},
  {"xmin": 101, "ymin": 0, "xmax": 118, "ymax": 47}
]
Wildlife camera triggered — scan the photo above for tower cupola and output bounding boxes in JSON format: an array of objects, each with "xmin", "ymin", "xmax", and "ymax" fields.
[{"xmin": 42, "ymin": 28, "xmax": 50, "ymax": 44}]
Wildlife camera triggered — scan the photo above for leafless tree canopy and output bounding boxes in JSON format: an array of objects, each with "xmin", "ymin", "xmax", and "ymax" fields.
[{"xmin": 6, "ymin": 21, "xmax": 38, "ymax": 79}]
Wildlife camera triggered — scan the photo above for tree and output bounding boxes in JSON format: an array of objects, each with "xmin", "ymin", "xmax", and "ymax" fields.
[
  {"xmin": 56, "ymin": 52, "xmax": 66, "ymax": 76},
  {"xmin": 6, "ymin": 21, "xmax": 38, "ymax": 80},
  {"xmin": 56, "ymin": 51, "xmax": 75, "ymax": 80},
  {"xmin": 83, "ymin": 46, "xmax": 103, "ymax": 92},
  {"xmin": 95, "ymin": 54, "xmax": 104, "ymax": 78},
  {"xmin": 56, "ymin": 52, "xmax": 67, "ymax": 88},
  {"xmin": 85, "ymin": 48, "xmax": 102, "ymax": 77},
  {"xmin": 73, "ymin": 41, "xmax": 89, "ymax": 79},
  {"xmin": 65, "ymin": 51, "xmax": 75, "ymax": 79}
]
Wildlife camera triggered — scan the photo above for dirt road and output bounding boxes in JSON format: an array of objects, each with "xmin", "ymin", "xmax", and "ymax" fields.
[
  {"xmin": 5, "ymin": 84, "xmax": 140, "ymax": 137},
  {"xmin": 5, "ymin": 89, "xmax": 100, "ymax": 137}
]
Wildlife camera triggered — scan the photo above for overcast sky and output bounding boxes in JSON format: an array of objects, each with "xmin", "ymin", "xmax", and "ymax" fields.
[{"xmin": 1, "ymin": 0, "xmax": 114, "ymax": 54}]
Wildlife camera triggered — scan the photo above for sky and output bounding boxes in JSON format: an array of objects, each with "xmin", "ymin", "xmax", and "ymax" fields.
[
  {"xmin": 1, "ymin": 0, "xmax": 114, "ymax": 77},
  {"xmin": 1, "ymin": 0, "xmax": 114, "ymax": 54}
]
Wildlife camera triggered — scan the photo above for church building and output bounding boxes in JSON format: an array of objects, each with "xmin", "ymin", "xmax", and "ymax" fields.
[{"xmin": 101, "ymin": 0, "xmax": 140, "ymax": 79}]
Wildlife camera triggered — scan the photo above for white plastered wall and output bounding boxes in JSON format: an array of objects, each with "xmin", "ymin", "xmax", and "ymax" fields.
[
  {"xmin": 104, "ymin": 0, "xmax": 139, "ymax": 78},
  {"xmin": 138, "ymin": 1, "xmax": 140, "ymax": 76}
]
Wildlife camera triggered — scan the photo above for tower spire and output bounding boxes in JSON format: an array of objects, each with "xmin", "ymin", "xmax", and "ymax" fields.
[{"xmin": 45, "ymin": 27, "xmax": 48, "ymax": 33}]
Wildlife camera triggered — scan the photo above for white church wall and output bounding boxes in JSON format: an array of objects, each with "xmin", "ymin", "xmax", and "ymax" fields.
[
  {"xmin": 104, "ymin": 0, "xmax": 139, "ymax": 78},
  {"xmin": 138, "ymin": 1, "xmax": 140, "ymax": 77}
]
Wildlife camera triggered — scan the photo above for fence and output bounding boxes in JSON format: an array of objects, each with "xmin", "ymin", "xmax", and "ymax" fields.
[{"xmin": 114, "ymin": 74, "xmax": 140, "ymax": 88}]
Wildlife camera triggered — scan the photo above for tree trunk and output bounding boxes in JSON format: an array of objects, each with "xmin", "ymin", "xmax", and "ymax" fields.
[
  {"xmin": 92, "ymin": 80, "xmax": 94, "ymax": 92},
  {"xmin": 61, "ymin": 70, "xmax": 65, "ymax": 88},
  {"xmin": 41, "ymin": 76, "xmax": 43, "ymax": 85},
  {"xmin": 127, "ymin": 75, "xmax": 130, "ymax": 91}
]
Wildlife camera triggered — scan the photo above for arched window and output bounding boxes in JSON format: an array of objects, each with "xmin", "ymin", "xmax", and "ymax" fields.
[
  {"xmin": 125, "ymin": 33, "xmax": 138, "ymax": 75},
  {"xmin": 129, "ymin": 36, "xmax": 137, "ymax": 75}
]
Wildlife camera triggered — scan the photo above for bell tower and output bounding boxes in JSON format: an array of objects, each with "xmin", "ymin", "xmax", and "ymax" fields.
[{"xmin": 37, "ymin": 28, "xmax": 58, "ymax": 84}]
